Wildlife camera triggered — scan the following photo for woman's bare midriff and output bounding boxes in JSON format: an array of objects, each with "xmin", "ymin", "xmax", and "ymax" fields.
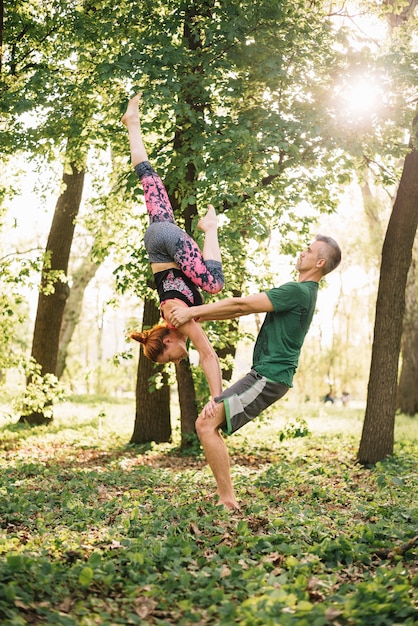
[{"xmin": 151, "ymin": 261, "xmax": 180, "ymax": 273}]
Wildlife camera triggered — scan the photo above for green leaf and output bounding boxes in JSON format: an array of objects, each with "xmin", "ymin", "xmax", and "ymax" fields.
[{"xmin": 78, "ymin": 566, "xmax": 94, "ymax": 587}]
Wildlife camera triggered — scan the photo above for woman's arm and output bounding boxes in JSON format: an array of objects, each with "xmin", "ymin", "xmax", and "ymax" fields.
[
  {"xmin": 161, "ymin": 300, "xmax": 222, "ymax": 399},
  {"xmin": 180, "ymin": 319, "xmax": 223, "ymax": 399}
]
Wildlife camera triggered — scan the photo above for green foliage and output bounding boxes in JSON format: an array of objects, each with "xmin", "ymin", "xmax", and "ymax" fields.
[
  {"xmin": 14, "ymin": 360, "xmax": 68, "ymax": 420},
  {"xmin": 278, "ymin": 416, "xmax": 310, "ymax": 441},
  {"xmin": 0, "ymin": 401, "xmax": 416, "ymax": 624},
  {"xmin": 0, "ymin": 247, "xmax": 42, "ymax": 376}
]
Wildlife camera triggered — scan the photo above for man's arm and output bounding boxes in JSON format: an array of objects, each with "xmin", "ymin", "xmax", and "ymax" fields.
[{"xmin": 166, "ymin": 293, "xmax": 274, "ymax": 328}]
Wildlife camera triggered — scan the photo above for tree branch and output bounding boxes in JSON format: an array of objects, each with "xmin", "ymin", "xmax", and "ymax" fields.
[{"xmin": 373, "ymin": 535, "xmax": 418, "ymax": 560}]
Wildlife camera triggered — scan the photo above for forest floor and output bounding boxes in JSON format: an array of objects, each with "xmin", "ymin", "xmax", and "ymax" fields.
[{"xmin": 0, "ymin": 398, "xmax": 417, "ymax": 625}]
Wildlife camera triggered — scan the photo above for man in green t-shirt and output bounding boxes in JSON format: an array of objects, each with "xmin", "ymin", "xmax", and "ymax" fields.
[{"xmin": 167, "ymin": 235, "xmax": 341, "ymax": 510}]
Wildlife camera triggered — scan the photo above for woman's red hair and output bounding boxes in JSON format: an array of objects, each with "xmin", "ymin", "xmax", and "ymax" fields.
[{"xmin": 130, "ymin": 323, "xmax": 171, "ymax": 362}]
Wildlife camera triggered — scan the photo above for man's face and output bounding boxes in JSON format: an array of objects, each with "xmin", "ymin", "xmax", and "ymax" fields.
[{"xmin": 296, "ymin": 240, "xmax": 323, "ymax": 272}]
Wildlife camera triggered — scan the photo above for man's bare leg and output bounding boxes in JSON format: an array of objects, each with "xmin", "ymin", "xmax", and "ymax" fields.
[
  {"xmin": 121, "ymin": 93, "xmax": 148, "ymax": 167},
  {"xmin": 198, "ymin": 204, "xmax": 222, "ymax": 263},
  {"xmin": 196, "ymin": 403, "xmax": 240, "ymax": 510}
]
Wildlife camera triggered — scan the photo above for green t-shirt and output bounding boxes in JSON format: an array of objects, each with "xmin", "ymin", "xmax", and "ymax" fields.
[{"xmin": 252, "ymin": 281, "xmax": 319, "ymax": 386}]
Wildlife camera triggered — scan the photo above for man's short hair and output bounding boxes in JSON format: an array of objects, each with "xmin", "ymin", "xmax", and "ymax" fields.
[{"xmin": 315, "ymin": 235, "xmax": 342, "ymax": 275}]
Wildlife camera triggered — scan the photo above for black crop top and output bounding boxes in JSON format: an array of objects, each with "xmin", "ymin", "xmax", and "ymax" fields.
[{"xmin": 153, "ymin": 269, "xmax": 203, "ymax": 308}]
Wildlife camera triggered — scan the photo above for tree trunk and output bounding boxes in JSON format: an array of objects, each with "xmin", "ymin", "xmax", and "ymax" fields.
[
  {"xmin": 130, "ymin": 292, "xmax": 171, "ymax": 444},
  {"xmin": 163, "ymin": 1, "xmax": 212, "ymax": 442},
  {"xmin": 385, "ymin": 0, "xmax": 418, "ymax": 30},
  {"xmin": 21, "ymin": 155, "xmax": 85, "ymax": 424},
  {"xmin": 0, "ymin": 0, "xmax": 3, "ymax": 74},
  {"xmin": 397, "ymin": 235, "xmax": 418, "ymax": 415},
  {"xmin": 364, "ymin": 0, "xmax": 418, "ymax": 421},
  {"xmin": 57, "ymin": 255, "xmax": 100, "ymax": 379},
  {"xmin": 358, "ymin": 124, "xmax": 418, "ymax": 464},
  {"xmin": 176, "ymin": 359, "xmax": 198, "ymax": 449}
]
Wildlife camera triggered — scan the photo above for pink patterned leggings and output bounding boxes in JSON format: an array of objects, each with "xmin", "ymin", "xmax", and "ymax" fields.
[{"xmin": 135, "ymin": 161, "xmax": 224, "ymax": 294}]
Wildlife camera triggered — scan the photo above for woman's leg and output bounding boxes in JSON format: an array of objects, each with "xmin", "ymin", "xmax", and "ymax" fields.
[
  {"xmin": 198, "ymin": 205, "xmax": 221, "ymax": 263},
  {"xmin": 137, "ymin": 167, "xmax": 176, "ymax": 224},
  {"xmin": 122, "ymin": 94, "xmax": 223, "ymax": 293},
  {"xmin": 172, "ymin": 206, "xmax": 224, "ymax": 293},
  {"xmin": 121, "ymin": 93, "xmax": 148, "ymax": 168},
  {"xmin": 122, "ymin": 94, "xmax": 175, "ymax": 225}
]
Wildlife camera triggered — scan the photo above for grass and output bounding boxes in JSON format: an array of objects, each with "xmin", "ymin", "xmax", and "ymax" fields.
[{"xmin": 0, "ymin": 398, "xmax": 417, "ymax": 625}]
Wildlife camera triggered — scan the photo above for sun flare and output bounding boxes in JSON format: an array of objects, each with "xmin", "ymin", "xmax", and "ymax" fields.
[
  {"xmin": 333, "ymin": 73, "xmax": 384, "ymax": 124},
  {"xmin": 344, "ymin": 78, "xmax": 381, "ymax": 115}
]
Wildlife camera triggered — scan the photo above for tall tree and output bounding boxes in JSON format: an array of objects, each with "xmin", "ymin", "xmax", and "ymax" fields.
[
  {"xmin": 20, "ymin": 148, "xmax": 85, "ymax": 423},
  {"xmin": 358, "ymin": 117, "xmax": 418, "ymax": 463},
  {"xmin": 397, "ymin": 233, "xmax": 418, "ymax": 415},
  {"xmin": 0, "ymin": 0, "xmax": 3, "ymax": 74},
  {"xmin": 390, "ymin": 0, "xmax": 418, "ymax": 416},
  {"xmin": 356, "ymin": 0, "xmax": 418, "ymax": 460}
]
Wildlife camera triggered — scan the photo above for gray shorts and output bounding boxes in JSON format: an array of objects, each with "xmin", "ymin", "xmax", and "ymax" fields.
[
  {"xmin": 144, "ymin": 221, "xmax": 183, "ymax": 263},
  {"xmin": 215, "ymin": 370, "xmax": 289, "ymax": 435}
]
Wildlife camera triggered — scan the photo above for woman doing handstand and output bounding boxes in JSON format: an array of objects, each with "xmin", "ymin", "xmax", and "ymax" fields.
[{"xmin": 122, "ymin": 94, "xmax": 224, "ymax": 399}]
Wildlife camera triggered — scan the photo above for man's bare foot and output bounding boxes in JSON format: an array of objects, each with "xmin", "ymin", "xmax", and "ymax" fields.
[
  {"xmin": 121, "ymin": 93, "xmax": 141, "ymax": 126},
  {"xmin": 198, "ymin": 204, "xmax": 218, "ymax": 232}
]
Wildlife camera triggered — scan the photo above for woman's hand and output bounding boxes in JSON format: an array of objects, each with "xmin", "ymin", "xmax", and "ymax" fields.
[{"xmin": 200, "ymin": 399, "xmax": 218, "ymax": 420}]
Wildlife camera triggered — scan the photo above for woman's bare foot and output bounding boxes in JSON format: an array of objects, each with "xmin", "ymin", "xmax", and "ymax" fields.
[
  {"xmin": 218, "ymin": 497, "xmax": 241, "ymax": 511},
  {"xmin": 213, "ymin": 491, "xmax": 240, "ymax": 511},
  {"xmin": 121, "ymin": 93, "xmax": 141, "ymax": 126},
  {"xmin": 198, "ymin": 204, "xmax": 218, "ymax": 232}
]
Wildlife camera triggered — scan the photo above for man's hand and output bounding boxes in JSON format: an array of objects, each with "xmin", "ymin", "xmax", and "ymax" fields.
[
  {"xmin": 200, "ymin": 399, "xmax": 218, "ymax": 420},
  {"xmin": 165, "ymin": 304, "xmax": 194, "ymax": 328}
]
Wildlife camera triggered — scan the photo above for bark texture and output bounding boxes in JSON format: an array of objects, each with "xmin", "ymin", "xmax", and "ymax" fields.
[{"xmin": 397, "ymin": 236, "xmax": 418, "ymax": 415}]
